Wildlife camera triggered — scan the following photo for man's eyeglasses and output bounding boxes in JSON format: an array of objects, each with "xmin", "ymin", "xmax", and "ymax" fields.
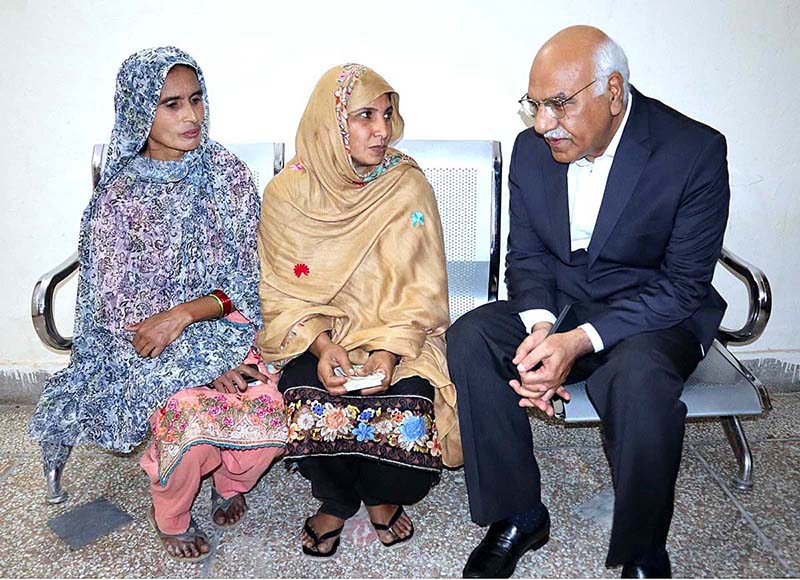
[{"xmin": 518, "ymin": 79, "xmax": 597, "ymax": 119}]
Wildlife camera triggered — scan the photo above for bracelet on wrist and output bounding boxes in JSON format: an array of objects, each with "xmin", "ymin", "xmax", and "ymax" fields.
[
  {"xmin": 208, "ymin": 293, "xmax": 225, "ymax": 318},
  {"xmin": 209, "ymin": 289, "xmax": 233, "ymax": 318}
]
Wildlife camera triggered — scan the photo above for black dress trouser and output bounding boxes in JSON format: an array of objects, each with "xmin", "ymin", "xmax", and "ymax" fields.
[
  {"xmin": 278, "ymin": 351, "xmax": 437, "ymax": 520},
  {"xmin": 446, "ymin": 299, "xmax": 702, "ymax": 566}
]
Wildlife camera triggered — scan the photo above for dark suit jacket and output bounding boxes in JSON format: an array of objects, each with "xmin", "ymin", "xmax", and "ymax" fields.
[{"xmin": 505, "ymin": 86, "xmax": 729, "ymax": 353}]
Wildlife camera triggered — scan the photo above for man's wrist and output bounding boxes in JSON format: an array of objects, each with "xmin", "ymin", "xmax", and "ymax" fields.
[
  {"xmin": 577, "ymin": 323, "xmax": 605, "ymax": 353},
  {"xmin": 531, "ymin": 321, "xmax": 553, "ymax": 334},
  {"xmin": 569, "ymin": 328, "xmax": 595, "ymax": 357},
  {"xmin": 519, "ymin": 309, "xmax": 557, "ymax": 334}
]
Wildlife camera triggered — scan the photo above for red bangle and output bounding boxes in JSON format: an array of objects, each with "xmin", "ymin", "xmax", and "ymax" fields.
[{"xmin": 210, "ymin": 289, "xmax": 233, "ymax": 316}]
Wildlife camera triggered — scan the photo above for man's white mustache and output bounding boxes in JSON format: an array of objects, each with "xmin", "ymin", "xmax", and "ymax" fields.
[{"xmin": 544, "ymin": 128, "xmax": 572, "ymax": 140}]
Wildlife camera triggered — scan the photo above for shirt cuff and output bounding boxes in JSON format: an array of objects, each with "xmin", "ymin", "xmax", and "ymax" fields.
[
  {"xmin": 579, "ymin": 323, "xmax": 605, "ymax": 353},
  {"xmin": 518, "ymin": 309, "xmax": 557, "ymax": 334}
]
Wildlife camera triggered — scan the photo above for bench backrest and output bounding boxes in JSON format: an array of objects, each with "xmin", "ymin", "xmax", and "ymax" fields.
[
  {"xmin": 394, "ymin": 140, "xmax": 501, "ymax": 321},
  {"xmin": 91, "ymin": 142, "xmax": 285, "ymax": 191},
  {"xmin": 94, "ymin": 140, "xmax": 498, "ymax": 323},
  {"xmin": 35, "ymin": 140, "xmax": 500, "ymax": 350}
]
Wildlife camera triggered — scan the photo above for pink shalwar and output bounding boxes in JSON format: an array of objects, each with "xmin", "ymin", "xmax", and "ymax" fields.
[{"xmin": 140, "ymin": 352, "xmax": 287, "ymax": 534}]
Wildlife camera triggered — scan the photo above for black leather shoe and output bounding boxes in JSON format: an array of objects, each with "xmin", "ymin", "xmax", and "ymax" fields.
[
  {"xmin": 462, "ymin": 513, "xmax": 550, "ymax": 578},
  {"xmin": 621, "ymin": 549, "xmax": 672, "ymax": 578}
]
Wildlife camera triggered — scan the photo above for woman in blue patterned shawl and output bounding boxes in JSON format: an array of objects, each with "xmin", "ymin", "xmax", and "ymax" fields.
[{"xmin": 28, "ymin": 47, "xmax": 286, "ymax": 562}]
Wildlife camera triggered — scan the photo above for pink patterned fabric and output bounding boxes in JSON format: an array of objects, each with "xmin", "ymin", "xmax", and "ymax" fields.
[{"xmin": 150, "ymin": 342, "xmax": 287, "ymax": 484}]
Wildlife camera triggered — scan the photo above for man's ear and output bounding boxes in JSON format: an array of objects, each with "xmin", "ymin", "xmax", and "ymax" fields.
[{"xmin": 607, "ymin": 72, "xmax": 624, "ymax": 116}]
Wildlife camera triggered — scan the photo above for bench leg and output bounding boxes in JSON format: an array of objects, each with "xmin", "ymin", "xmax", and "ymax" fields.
[
  {"xmin": 41, "ymin": 441, "xmax": 71, "ymax": 504},
  {"xmin": 720, "ymin": 416, "xmax": 754, "ymax": 491}
]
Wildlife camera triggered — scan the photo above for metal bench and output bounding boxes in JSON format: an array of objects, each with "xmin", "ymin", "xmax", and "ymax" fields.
[{"xmin": 31, "ymin": 139, "xmax": 771, "ymax": 493}]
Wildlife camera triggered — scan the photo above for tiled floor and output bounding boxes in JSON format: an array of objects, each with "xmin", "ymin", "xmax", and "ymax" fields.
[{"xmin": 0, "ymin": 382, "xmax": 797, "ymax": 577}]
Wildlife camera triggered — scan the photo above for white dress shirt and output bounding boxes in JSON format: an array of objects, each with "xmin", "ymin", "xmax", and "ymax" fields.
[{"xmin": 519, "ymin": 95, "xmax": 633, "ymax": 352}]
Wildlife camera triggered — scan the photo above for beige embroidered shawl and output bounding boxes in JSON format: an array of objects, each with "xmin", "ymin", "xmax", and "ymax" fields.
[{"xmin": 256, "ymin": 64, "xmax": 461, "ymax": 467}]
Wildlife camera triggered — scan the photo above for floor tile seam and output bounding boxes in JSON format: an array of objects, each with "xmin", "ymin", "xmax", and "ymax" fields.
[
  {"xmin": 686, "ymin": 443, "xmax": 796, "ymax": 575},
  {"xmin": 0, "ymin": 451, "xmax": 31, "ymax": 485},
  {"xmin": 761, "ymin": 437, "xmax": 800, "ymax": 443},
  {"xmin": 533, "ymin": 443, "xmax": 605, "ymax": 452},
  {"xmin": 686, "ymin": 436, "xmax": 800, "ymax": 448}
]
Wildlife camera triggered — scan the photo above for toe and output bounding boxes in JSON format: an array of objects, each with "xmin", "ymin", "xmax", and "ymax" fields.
[{"xmin": 396, "ymin": 514, "xmax": 413, "ymax": 536}]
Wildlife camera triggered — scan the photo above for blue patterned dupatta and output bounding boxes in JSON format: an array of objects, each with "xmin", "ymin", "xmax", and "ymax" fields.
[{"xmin": 29, "ymin": 47, "xmax": 263, "ymax": 454}]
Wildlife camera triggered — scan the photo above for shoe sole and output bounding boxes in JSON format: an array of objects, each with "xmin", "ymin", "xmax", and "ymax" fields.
[
  {"xmin": 301, "ymin": 536, "xmax": 341, "ymax": 559},
  {"xmin": 377, "ymin": 528, "xmax": 415, "ymax": 550},
  {"xmin": 530, "ymin": 533, "xmax": 549, "ymax": 552},
  {"xmin": 503, "ymin": 534, "xmax": 550, "ymax": 577},
  {"xmin": 147, "ymin": 507, "xmax": 212, "ymax": 564}
]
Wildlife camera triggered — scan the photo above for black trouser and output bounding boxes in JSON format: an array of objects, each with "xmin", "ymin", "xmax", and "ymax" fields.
[
  {"xmin": 446, "ymin": 300, "xmax": 702, "ymax": 566},
  {"xmin": 278, "ymin": 351, "xmax": 437, "ymax": 520},
  {"xmin": 297, "ymin": 455, "xmax": 435, "ymax": 519}
]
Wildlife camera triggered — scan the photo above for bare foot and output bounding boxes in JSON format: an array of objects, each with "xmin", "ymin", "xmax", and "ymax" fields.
[
  {"xmin": 213, "ymin": 493, "xmax": 246, "ymax": 526},
  {"xmin": 150, "ymin": 506, "xmax": 210, "ymax": 561},
  {"xmin": 301, "ymin": 511, "xmax": 345, "ymax": 555},
  {"xmin": 365, "ymin": 504, "xmax": 413, "ymax": 545}
]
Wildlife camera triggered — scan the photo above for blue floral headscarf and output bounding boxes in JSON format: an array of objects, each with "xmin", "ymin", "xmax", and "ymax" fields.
[{"xmin": 30, "ymin": 47, "xmax": 263, "ymax": 453}]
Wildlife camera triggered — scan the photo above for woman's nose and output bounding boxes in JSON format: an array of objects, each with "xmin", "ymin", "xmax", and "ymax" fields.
[
  {"xmin": 374, "ymin": 118, "xmax": 389, "ymax": 139},
  {"xmin": 186, "ymin": 102, "xmax": 201, "ymax": 123}
]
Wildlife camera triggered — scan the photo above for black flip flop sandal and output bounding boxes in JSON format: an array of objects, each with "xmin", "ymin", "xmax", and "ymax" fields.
[
  {"xmin": 370, "ymin": 505, "xmax": 415, "ymax": 548},
  {"xmin": 301, "ymin": 516, "xmax": 344, "ymax": 558}
]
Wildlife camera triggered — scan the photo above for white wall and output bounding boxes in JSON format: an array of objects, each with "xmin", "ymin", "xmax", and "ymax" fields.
[{"xmin": 1, "ymin": 0, "xmax": 798, "ymax": 368}]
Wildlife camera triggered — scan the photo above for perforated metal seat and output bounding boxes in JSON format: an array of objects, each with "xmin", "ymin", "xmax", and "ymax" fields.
[
  {"xmin": 394, "ymin": 140, "xmax": 501, "ymax": 321},
  {"xmin": 561, "ymin": 341, "xmax": 766, "ymax": 422}
]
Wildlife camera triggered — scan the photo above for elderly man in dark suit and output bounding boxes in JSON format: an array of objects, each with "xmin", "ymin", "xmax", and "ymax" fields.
[{"xmin": 447, "ymin": 25, "xmax": 729, "ymax": 579}]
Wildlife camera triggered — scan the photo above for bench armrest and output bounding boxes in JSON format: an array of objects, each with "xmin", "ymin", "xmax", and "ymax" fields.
[
  {"xmin": 716, "ymin": 246, "xmax": 772, "ymax": 346},
  {"xmin": 31, "ymin": 252, "xmax": 79, "ymax": 351}
]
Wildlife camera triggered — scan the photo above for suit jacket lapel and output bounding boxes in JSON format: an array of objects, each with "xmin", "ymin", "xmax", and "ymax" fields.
[
  {"xmin": 587, "ymin": 88, "xmax": 652, "ymax": 267},
  {"xmin": 543, "ymin": 161, "xmax": 571, "ymax": 262}
]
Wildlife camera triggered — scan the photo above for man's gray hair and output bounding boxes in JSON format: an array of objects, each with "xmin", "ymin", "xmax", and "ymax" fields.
[{"xmin": 593, "ymin": 36, "xmax": 630, "ymax": 104}]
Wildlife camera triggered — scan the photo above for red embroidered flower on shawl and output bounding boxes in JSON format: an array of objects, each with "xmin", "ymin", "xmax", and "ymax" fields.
[{"xmin": 294, "ymin": 263, "xmax": 310, "ymax": 278}]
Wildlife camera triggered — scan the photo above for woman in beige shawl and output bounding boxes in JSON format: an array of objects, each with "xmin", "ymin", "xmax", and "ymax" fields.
[{"xmin": 257, "ymin": 63, "xmax": 458, "ymax": 557}]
